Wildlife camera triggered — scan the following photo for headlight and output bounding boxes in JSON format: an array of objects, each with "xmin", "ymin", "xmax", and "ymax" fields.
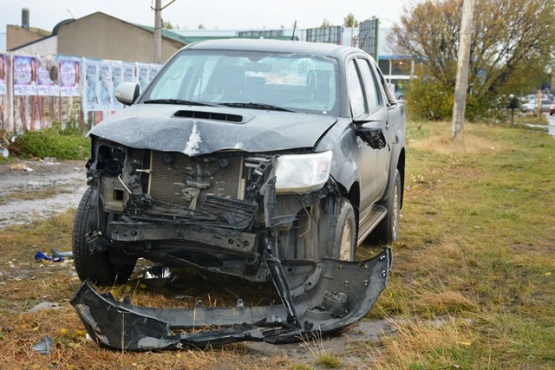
[{"xmin": 275, "ymin": 151, "xmax": 332, "ymax": 194}]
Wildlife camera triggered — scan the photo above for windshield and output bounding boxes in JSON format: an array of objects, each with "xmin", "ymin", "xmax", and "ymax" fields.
[{"xmin": 141, "ymin": 49, "xmax": 339, "ymax": 115}]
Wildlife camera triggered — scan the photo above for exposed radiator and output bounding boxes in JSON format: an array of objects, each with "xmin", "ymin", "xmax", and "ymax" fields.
[{"xmin": 148, "ymin": 151, "xmax": 244, "ymax": 209}]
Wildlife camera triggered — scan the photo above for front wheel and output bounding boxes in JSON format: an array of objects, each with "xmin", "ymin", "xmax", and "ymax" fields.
[
  {"xmin": 332, "ymin": 198, "xmax": 357, "ymax": 261},
  {"xmin": 72, "ymin": 188, "xmax": 135, "ymax": 285}
]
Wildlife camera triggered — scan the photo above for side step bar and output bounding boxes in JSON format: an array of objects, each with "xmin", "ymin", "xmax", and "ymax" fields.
[{"xmin": 357, "ymin": 204, "xmax": 387, "ymax": 245}]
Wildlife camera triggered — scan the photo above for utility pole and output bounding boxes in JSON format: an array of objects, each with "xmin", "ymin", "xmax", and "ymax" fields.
[
  {"xmin": 451, "ymin": 0, "xmax": 474, "ymax": 140},
  {"xmin": 152, "ymin": 0, "xmax": 176, "ymax": 64}
]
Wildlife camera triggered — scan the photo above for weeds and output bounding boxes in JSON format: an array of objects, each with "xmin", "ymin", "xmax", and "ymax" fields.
[{"xmin": 9, "ymin": 122, "xmax": 90, "ymax": 160}]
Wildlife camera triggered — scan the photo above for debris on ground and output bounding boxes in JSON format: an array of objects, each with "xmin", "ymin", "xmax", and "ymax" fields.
[
  {"xmin": 9, "ymin": 162, "xmax": 33, "ymax": 171},
  {"xmin": 28, "ymin": 301, "xmax": 62, "ymax": 312},
  {"xmin": 35, "ymin": 251, "xmax": 64, "ymax": 262},
  {"xmin": 51, "ymin": 249, "xmax": 73, "ymax": 259},
  {"xmin": 32, "ymin": 335, "xmax": 54, "ymax": 355}
]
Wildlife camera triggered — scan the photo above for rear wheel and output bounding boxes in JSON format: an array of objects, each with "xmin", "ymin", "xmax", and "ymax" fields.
[
  {"xmin": 332, "ymin": 198, "xmax": 357, "ymax": 261},
  {"xmin": 369, "ymin": 169, "xmax": 401, "ymax": 245},
  {"xmin": 72, "ymin": 187, "xmax": 135, "ymax": 285}
]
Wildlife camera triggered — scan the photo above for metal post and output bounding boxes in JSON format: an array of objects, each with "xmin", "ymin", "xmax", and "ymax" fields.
[
  {"xmin": 152, "ymin": 0, "xmax": 176, "ymax": 64},
  {"xmin": 153, "ymin": 0, "xmax": 162, "ymax": 64}
]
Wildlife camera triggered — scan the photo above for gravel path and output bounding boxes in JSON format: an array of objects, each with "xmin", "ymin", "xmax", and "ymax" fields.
[{"xmin": 0, "ymin": 159, "xmax": 88, "ymax": 229}]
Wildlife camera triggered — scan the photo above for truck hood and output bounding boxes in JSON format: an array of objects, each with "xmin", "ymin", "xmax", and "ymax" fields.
[{"xmin": 89, "ymin": 104, "xmax": 338, "ymax": 155}]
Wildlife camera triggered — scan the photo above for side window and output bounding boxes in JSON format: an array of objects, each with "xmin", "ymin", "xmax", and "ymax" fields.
[
  {"xmin": 357, "ymin": 59, "xmax": 381, "ymax": 112},
  {"xmin": 346, "ymin": 60, "xmax": 368, "ymax": 118}
]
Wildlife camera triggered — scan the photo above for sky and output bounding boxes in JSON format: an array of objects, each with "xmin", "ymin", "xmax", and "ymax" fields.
[{"xmin": 0, "ymin": 0, "xmax": 412, "ymax": 33}]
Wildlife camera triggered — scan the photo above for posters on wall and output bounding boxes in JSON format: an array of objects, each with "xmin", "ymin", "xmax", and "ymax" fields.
[
  {"xmin": 37, "ymin": 56, "xmax": 60, "ymax": 97},
  {"xmin": 0, "ymin": 53, "xmax": 8, "ymax": 132},
  {"xmin": 136, "ymin": 63, "xmax": 162, "ymax": 96},
  {"xmin": 123, "ymin": 63, "xmax": 135, "ymax": 83},
  {"xmin": 36, "ymin": 56, "xmax": 61, "ymax": 128},
  {"xmin": 98, "ymin": 62, "xmax": 112, "ymax": 111},
  {"xmin": 111, "ymin": 62, "xmax": 124, "ymax": 110},
  {"xmin": 111, "ymin": 62, "xmax": 136, "ymax": 110},
  {"xmin": 59, "ymin": 57, "xmax": 82, "ymax": 125},
  {"xmin": 137, "ymin": 63, "xmax": 150, "ymax": 94},
  {"xmin": 13, "ymin": 55, "xmax": 41, "ymax": 131},
  {"xmin": 13, "ymin": 56, "xmax": 38, "ymax": 96},
  {"xmin": 2, "ymin": 52, "xmax": 161, "ymax": 132},
  {"xmin": 84, "ymin": 59, "xmax": 100, "ymax": 113},
  {"xmin": 0, "ymin": 53, "xmax": 6, "ymax": 95},
  {"xmin": 60, "ymin": 58, "xmax": 81, "ymax": 97},
  {"xmin": 149, "ymin": 64, "xmax": 162, "ymax": 83}
]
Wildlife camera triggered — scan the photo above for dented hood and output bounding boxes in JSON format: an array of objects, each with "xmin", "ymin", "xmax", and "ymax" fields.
[{"xmin": 89, "ymin": 104, "xmax": 338, "ymax": 155}]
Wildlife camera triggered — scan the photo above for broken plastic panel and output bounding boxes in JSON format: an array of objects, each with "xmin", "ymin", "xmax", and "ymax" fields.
[
  {"xmin": 70, "ymin": 248, "xmax": 391, "ymax": 351},
  {"xmin": 32, "ymin": 336, "xmax": 54, "ymax": 355}
]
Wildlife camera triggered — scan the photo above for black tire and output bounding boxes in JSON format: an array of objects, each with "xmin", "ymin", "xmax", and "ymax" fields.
[
  {"xmin": 332, "ymin": 198, "xmax": 357, "ymax": 261},
  {"xmin": 369, "ymin": 169, "xmax": 401, "ymax": 245},
  {"xmin": 72, "ymin": 187, "xmax": 135, "ymax": 285}
]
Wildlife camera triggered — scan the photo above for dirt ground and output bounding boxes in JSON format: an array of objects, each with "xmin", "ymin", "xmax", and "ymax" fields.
[
  {"xmin": 0, "ymin": 159, "xmax": 88, "ymax": 229},
  {"xmin": 0, "ymin": 158, "xmax": 395, "ymax": 368}
]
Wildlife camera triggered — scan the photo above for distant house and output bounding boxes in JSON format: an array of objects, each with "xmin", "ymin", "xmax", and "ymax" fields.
[
  {"xmin": 6, "ymin": 24, "xmax": 51, "ymax": 51},
  {"xmin": 9, "ymin": 12, "xmax": 184, "ymax": 63}
]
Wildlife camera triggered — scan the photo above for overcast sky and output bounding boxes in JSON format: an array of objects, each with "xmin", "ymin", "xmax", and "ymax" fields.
[{"xmin": 0, "ymin": 0, "xmax": 412, "ymax": 33}]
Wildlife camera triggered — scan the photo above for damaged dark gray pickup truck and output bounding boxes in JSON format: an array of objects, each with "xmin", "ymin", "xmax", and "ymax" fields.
[{"xmin": 70, "ymin": 39, "xmax": 406, "ymax": 350}]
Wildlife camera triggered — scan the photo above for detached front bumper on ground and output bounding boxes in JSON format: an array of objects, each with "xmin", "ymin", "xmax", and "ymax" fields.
[{"xmin": 71, "ymin": 248, "xmax": 391, "ymax": 351}]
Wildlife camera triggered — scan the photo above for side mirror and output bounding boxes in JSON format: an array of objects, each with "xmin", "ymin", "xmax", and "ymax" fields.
[
  {"xmin": 356, "ymin": 124, "xmax": 387, "ymax": 149},
  {"xmin": 115, "ymin": 82, "xmax": 140, "ymax": 106}
]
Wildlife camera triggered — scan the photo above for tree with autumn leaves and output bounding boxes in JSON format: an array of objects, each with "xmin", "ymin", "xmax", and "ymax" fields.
[{"xmin": 388, "ymin": 0, "xmax": 555, "ymax": 120}]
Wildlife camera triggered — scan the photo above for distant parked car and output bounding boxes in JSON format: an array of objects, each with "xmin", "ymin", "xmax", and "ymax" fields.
[
  {"xmin": 521, "ymin": 100, "xmax": 536, "ymax": 113},
  {"xmin": 540, "ymin": 99, "xmax": 552, "ymax": 113},
  {"xmin": 522, "ymin": 99, "xmax": 552, "ymax": 113}
]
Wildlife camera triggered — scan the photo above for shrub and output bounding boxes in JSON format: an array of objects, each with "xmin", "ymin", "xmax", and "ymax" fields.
[{"xmin": 11, "ymin": 122, "xmax": 90, "ymax": 160}]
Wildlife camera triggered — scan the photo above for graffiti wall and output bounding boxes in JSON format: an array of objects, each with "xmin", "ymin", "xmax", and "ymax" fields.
[{"xmin": 0, "ymin": 52, "xmax": 161, "ymax": 133}]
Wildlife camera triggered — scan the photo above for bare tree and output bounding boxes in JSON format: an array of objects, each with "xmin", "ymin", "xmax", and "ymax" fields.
[{"xmin": 389, "ymin": 0, "xmax": 555, "ymax": 120}]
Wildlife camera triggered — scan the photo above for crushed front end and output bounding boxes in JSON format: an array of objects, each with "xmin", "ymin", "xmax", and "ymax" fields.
[{"xmin": 72, "ymin": 136, "xmax": 391, "ymax": 350}]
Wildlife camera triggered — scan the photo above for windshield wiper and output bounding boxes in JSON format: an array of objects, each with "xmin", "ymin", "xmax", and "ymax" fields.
[
  {"xmin": 218, "ymin": 102, "xmax": 294, "ymax": 112},
  {"xmin": 143, "ymin": 99, "xmax": 216, "ymax": 107}
]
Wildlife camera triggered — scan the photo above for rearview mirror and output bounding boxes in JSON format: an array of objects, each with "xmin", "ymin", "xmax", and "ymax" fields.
[
  {"xmin": 356, "ymin": 124, "xmax": 387, "ymax": 149},
  {"xmin": 115, "ymin": 82, "xmax": 140, "ymax": 106}
]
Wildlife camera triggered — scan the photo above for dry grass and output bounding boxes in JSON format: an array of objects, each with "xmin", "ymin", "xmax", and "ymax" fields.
[
  {"xmin": 359, "ymin": 120, "xmax": 555, "ymax": 369},
  {"xmin": 409, "ymin": 122, "xmax": 508, "ymax": 155},
  {"xmin": 1, "ymin": 120, "xmax": 554, "ymax": 369}
]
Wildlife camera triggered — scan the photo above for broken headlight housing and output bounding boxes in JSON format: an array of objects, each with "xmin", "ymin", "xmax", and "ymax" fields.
[{"xmin": 275, "ymin": 151, "xmax": 332, "ymax": 194}]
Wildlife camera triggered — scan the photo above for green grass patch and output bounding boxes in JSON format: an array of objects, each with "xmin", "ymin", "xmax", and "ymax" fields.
[{"xmin": 10, "ymin": 123, "xmax": 90, "ymax": 160}]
